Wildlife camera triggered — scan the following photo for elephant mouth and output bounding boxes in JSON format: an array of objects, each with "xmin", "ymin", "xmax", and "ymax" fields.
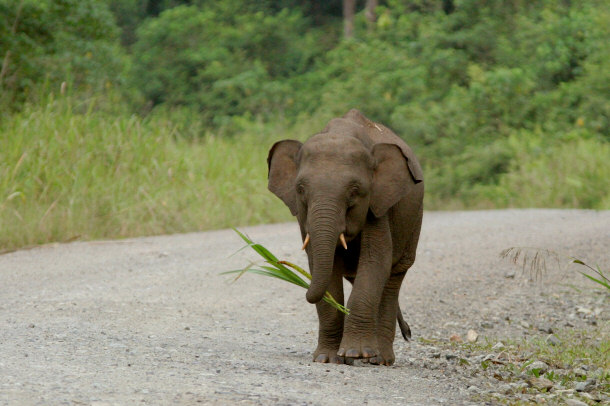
[{"xmin": 302, "ymin": 232, "xmax": 349, "ymax": 251}]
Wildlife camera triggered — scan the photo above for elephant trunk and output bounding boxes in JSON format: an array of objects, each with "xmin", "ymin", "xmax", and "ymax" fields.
[{"xmin": 305, "ymin": 205, "xmax": 343, "ymax": 304}]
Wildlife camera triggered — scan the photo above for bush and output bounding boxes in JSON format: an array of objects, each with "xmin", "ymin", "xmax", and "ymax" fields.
[
  {"xmin": 0, "ymin": 0, "xmax": 124, "ymax": 109},
  {"xmin": 130, "ymin": 4, "xmax": 327, "ymax": 124}
]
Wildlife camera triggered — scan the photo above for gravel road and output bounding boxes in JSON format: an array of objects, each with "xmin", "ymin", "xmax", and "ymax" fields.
[{"xmin": 1, "ymin": 210, "xmax": 608, "ymax": 405}]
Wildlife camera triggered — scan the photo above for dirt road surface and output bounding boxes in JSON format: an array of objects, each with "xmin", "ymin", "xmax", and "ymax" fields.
[{"xmin": 1, "ymin": 210, "xmax": 608, "ymax": 405}]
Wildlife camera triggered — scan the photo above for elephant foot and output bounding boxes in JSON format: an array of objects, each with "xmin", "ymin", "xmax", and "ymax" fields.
[
  {"xmin": 313, "ymin": 347, "xmax": 344, "ymax": 364},
  {"xmin": 368, "ymin": 353, "xmax": 395, "ymax": 366},
  {"xmin": 337, "ymin": 336, "xmax": 378, "ymax": 361},
  {"xmin": 369, "ymin": 341, "xmax": 396, "ymax": 366}
]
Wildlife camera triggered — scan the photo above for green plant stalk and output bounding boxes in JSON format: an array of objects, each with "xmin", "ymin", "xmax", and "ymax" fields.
[{"xmin": 224, "ymin": 229, "xmax": 350, "ymax": 315}]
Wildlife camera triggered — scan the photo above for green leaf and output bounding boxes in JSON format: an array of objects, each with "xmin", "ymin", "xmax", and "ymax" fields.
[
  {"xmin": 579, "ymin": 271, "xmax": 610, "ymax": 290},
  {"xmin": 227, "ymin": 229, "xmax": 350, "ymax": 315}
]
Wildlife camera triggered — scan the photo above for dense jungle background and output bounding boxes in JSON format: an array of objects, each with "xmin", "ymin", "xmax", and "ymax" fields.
[{"xmin": 1, "ymin": 0, "xmax": 609, "ymax": 250}]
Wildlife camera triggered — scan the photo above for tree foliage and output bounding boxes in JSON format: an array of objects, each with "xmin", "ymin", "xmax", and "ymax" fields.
[
  {"xmin": 1, "ymin": 0, "xmax": 609, "ymax": 208},
  {"xmin": 0, "ymin": 0, "xmax": 124, "ymax": 107}
]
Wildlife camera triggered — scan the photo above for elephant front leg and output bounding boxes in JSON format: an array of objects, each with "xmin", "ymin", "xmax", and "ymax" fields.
[
  {"xmin": 313, "ymin": 261, "xmax": 345, "ymax": 364},
  {"xmin": 338, "ymin": 216, "xmax": 392, "ymax": 362},
  {"xmin": 369, "ymin": 271, "xmax": 406, "ymax": 366}
]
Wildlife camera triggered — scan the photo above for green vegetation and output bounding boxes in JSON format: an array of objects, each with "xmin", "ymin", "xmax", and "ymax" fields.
[
  {"xmin": 1, "ymin": 0, "xmax": 609, "ymax": 251},
  {"xmin": 225, "ymin": 229, "xmax": 349, "ymax": 314},
  {"xmin": 0, "ymin": 96, "xmax": 291, "ymax": 251},
  {"xmin": 501, "ymin": 247, "xmax": 610, "ymax": 290},
  {"xmin": 424, "ymin": 327, "xmax": 609, "ymax": 404}
]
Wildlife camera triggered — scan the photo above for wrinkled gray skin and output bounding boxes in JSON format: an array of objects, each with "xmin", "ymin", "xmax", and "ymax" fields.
[{"xmin": 267, "ymin": 110, "xmax": 424, "ymax": 366}]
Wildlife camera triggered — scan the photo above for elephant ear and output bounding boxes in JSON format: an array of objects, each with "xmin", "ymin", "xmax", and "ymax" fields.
[
  {"xmin": 370, "ymin": 143, "xmax": 411, "ymax": 218},
  {"xmin": 267, "ymin": 139, "xmax": 302, "ymax": 216}
]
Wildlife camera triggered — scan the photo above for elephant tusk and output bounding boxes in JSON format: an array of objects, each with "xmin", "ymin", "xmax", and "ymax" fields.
[
  {"xmin": 339, "ymin": 233, "xmax": 348, "ymax": 250},
  {"xmin": 301, "ymin": 233, "xmax": 310, "ymax": 250}
]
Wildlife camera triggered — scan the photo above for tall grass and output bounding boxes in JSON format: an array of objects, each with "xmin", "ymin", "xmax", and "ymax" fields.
[
  {"xmin": 1, "ymin": 96, "xmax": 609, "ymax": 252},
  {"xmin": 426, "ymin": 133, "xmax": 610, "ymax": 210},
  {"xmin": 492, "ymin": 135, "xmax": 610, "ymax": 208},
  {"xmin": 0, "ymin": 96, "xmax": 293, "ymax": 251}
]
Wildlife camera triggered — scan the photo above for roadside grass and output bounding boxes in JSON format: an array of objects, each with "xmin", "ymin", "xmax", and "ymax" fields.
[
  {"xmin": 424, "ymin": 134, "xmax": 610, "ymax": 210},
  {"xmin": 491, "ymin": 135, "xmax": 610, "ymax": 209},
  {"xmin": 2, "ymin": 96, "xmax": 610, "ymax": 252},
  {"xmin": 0, "ymin": 97, "xmax": 294, "ymax": 252},
  {"xmin": 425, "ymin": 326, "xmax": 609, "ymax": 404}
]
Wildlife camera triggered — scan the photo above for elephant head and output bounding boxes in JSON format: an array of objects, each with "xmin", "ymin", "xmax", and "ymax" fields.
[{"xmin": 267, "ymin": 131, "xmax": 414, "ymax": 304}]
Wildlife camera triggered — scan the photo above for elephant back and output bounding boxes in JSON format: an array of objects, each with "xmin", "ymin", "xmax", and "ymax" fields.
[{"xmin": 340, "ymin": 109, "xmax": 424, "ymax": 183}]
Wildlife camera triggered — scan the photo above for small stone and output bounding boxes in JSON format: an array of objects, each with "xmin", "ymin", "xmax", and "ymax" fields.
[
  {"xmin": 430, "ymin": 352, "xmax": 441, "ymax": 359},
  {"xmin": 480, "ymin": 321, "xmax": 494, "ymax": 329},
  {"xmin": 520, "ymin": 320, "xmax": 530, "ymax": 329},
  {"xmin": 576, "ymin": 307, "xmax": 593, "ymax": 316},
  {"xmin": 526, "ymin": 361, "xmax": 549, "ymax": 374},
  {"xmin": 504, "ymin": 271, "xmax": 516, "ymax": 279},
  {"xmin": 593, "ymin": 367, "xmax": 605, "ymax": 379},
  {"xmin": 575, "ymin": 378, "xmax": 596, "ymax": 392},
  {"xmin": 445, "ymin": 353, "xmax": 457, "ymax": 361},
  {"xmin": 580, "ymin": 392, "xmax": 599, "ymax": 402},
  {"xmin": 467, "ymin": 385, "xmax": 479, "ymax": 393},
  {"xmin": 492, "ymin": 342, "xmax": 505, "ymax": 351},
  {"xmin": 528, "ymin": 377, "xmax": 554, "ymax": 390},
  {"xmin": 498, "ymin": 383, "xmax": 512, "ymax": 394},
  {"xmin": 565, "ymin": 399, "xmax": 588, "ymax": 406},
  {"xmin": 573, "ymin": 367, "xmax": 587, "ymax": 377},
  {"xmin": 546, "ymin": 334, "xmax": 560, "ymax": 346},
  {"xmin": 538, "ymin": 325, "xmax": 553, "ymax": 334},
  {"xmin": 466, "ymin": 329, "xmax": 478, "ymax": 343},
  {"xmin": 449, "ymin": 333, "xmax": 462, "ymax": 343},
  {"xmin": 511, "ymin": 382, "xmax": 528, "ymax": 393}
]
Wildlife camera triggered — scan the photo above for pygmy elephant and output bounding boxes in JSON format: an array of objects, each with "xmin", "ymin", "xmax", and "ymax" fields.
[{"xmin": 267, "ymin": 109, "xmax": 424, "ymax": 365}]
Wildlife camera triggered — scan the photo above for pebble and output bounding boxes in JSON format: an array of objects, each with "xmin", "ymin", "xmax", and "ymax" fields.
[
  {"xmin": 545, "ymin": 334, "xmax": 560, "ymax": 346},
  {"xmin": 498, "ymin": 383, "xmax": 512, "ymax": 394},
  {"xmin": 491, "ymin": 342, "xmax": 505, "ymax": 351},
  {"xmin": 573, "ymin": 367, "xmax": 587, "ymax": 377},
  {"xmin": 575, "ymin": 378, "xmax": 596, "ymax": 392},
  {"xmin": 537, "ymin": 325, "xmax": 553, "ymax": 334},
  {"xmin": 565, "ymin": 399, "xmax": 588, "ymax": 406},
  {"xmin": 449, "ymin": 334, "xmax": 462, "ymax": 343},
  {"xmin": 466, "ymin": 330, "xmax": 478, "ymax": 343},
  {"xmin": 528, "ymin": 377, "xmax": 553, "ymax": 390},
  {"xmin": 511, "ymin": 382, "xmax": 528, "ymax": 392},
  {"xmin": 593, "ymin": 367, "xmax": 605, "ymax": 379},
  {"xmin": 526, "ymin": 361, "xmax": 548, "ymax": 374},
  {"xmin": 520, "ymin": 320, "xmax": 530, "ymax": 329}
]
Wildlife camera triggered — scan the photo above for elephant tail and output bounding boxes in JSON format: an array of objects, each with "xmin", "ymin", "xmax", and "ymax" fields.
[{"xmin": 397, "ymin": 306, "xmax": 411, "ymax": 341}]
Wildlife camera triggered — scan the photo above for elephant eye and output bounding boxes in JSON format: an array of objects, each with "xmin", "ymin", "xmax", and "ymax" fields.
[{"xmin": 296, "ymin": 184, "xmax": 305, "ymax": 195}]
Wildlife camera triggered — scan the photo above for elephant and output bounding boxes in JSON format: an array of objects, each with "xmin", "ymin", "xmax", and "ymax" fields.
[{"xmin": 267, "ymin": 109, "xmax": 424, "ymax": 366}]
